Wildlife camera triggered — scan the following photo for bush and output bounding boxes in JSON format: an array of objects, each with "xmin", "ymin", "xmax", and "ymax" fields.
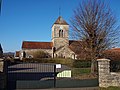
[{"xmin": 32, "ymin": 51, "xmax": 50, "ymax": 58}]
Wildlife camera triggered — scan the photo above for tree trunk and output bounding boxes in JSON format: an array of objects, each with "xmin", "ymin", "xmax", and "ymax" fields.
[
  {"xmin": 91, "ymin": 60, "xmax": 95, "ymax": 74},
  {"xmin": 91, "ymin": 59, "xmax": 98, "ymax": 74}
]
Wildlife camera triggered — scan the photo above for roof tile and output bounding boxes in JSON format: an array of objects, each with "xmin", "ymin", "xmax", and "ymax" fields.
[{"xmin": 22, "ymin": 41, "xmax": 53, "ymax": 49}]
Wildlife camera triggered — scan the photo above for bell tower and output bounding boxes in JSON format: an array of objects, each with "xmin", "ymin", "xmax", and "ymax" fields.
[{"xmin": 52, "ymin": 16, "xmax": 69, "ymax": 50}]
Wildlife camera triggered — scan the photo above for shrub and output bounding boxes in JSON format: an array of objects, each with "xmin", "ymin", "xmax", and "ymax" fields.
[{"xmin": 32, "ymin": 51, "xmax": 50, "ymax": 58}]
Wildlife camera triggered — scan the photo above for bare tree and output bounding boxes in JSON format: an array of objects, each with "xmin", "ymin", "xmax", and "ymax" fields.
[{"xmin": 70, "ymin": 0, "xmax": 119, "ymax": 74}]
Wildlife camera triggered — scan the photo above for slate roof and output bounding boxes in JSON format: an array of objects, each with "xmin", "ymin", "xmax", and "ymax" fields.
[
  {"xmin": 54, "ymin": 16, "xmax": 69, "ymax": 25},
  {"xmin": 22, "ymin": 41, "xmax": 53, "ymax": 49}
]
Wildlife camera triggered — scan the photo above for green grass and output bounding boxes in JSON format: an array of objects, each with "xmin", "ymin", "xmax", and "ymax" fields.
[
  {"xmin": 72, "ymin": 68, "xmax": 91, "ymax": 76},
  {"xmin": 22, "ymin": 58, "xmax": 92, "ymax": 68},
  {"xmin": 22, "ymin": 58, "xmax": 74, "ymax": 67},
  {"xmin": 100, "ymin": 86, "xmax": 120, "ymax": 90}
]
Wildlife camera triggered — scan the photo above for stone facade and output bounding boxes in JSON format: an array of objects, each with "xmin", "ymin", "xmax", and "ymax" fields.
[
  {"xmin": 52, "ymin": 24, "xmax": 69, "ymax": 49},
  {"xmin": 20, "ymin": 49, "xmax": 52, "ymax": 59},
  {"xmin": 97, "ymin": 58, "xmax": 120, "ymax": 87},
  {"xmin": 54, "ymin": 46, "xmax": 76, "ymax": 59}
]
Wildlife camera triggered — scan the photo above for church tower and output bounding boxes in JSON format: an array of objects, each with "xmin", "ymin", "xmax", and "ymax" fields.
[{"xmin": 52, "ymin": 16, "xmax": 69, "ymax": 50}]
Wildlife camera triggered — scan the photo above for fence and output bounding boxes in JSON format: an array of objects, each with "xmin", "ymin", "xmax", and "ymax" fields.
[{"xmin": 6, "ymin": 60, "xmax": 98, "ymax": 89}]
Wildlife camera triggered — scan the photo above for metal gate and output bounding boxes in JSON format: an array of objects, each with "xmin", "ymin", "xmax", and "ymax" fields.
[
  {"xmin": 7, "ymin": 62, "xmax": 56, "ymax": 90},
  {"xmin": 6, "ymin": 61, "xmax": 99, "ymax": 90}
]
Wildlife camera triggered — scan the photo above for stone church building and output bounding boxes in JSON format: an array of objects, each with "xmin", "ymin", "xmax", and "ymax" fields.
[{"xmin": 20, "ymin": 16, "xmax": 78, "ymax": 60}]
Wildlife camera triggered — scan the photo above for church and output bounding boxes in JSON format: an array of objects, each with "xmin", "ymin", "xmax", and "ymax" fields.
[{"xmin": 20, "ymin": 16, "xmax": 78, "ymax": 60}]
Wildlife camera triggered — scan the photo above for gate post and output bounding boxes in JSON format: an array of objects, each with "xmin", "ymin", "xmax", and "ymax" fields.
[
  {"xmin": 97, "ymin": 58, "xmax": 110, "ymax": 87},
  {"xmin": 54, "ymin": 65, "xmax": 56, "ymax": 88}
]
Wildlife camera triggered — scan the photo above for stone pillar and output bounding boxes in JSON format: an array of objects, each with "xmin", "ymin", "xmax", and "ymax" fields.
[{"xmin": 97, "ymin": 58, "xmax": 110, "ymax": 87}]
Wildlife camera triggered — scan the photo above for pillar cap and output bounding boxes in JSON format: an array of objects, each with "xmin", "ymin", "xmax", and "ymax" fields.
[{"xmin": 97, "ymin": 58, "xmax": 110, "ymax": 62}]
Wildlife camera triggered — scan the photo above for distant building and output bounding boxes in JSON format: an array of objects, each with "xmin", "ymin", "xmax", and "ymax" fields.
[
  {"xmin": 0, "ymin": 44, "xmax": 3, "ymax": 58},
  {"xmin": 14, "ymin": 51, "xmax": 20, "ymax": 59},
  {"xmin": 20, "ymin": 16, "xmax": 78, "ymax": 60},
  {"xmin": 3, "ymin": 52, "xmax": 14, "ymax": 59}
]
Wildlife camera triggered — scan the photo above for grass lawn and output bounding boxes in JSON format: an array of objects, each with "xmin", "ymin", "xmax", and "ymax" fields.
[
  {"xmin": 71, "ymin": 68, "xmax": 97, "ymax": 79},
  {"xmin": 72, "ymin": 68, "xmax": 91, "ymax": 75},
  {"xmin": 100, "ymin": 86, "xmax": 120, "ymax": 90}
]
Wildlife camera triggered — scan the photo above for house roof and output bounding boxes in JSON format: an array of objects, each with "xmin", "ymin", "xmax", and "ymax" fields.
[
  {"xmin": 104, "ymin": 48, "xmax": 120, "ymax": 53},
  {"xmin": 69, "ymin": 40, "xmax": 82, "ymax": 54},
  {"xmin": 54, "ymin": 16, "xmax": 69, "ymax": 25},
  {"xmin": 103, "ymin": 48, "xmax": 120, "ymax": 61},
  {"xmin": 22, "ymin": 41, "xmax": 53, "ymax": 49}
]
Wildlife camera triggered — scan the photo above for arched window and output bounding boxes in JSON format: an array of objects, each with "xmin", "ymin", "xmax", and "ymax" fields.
[
  {"xmin": 61, "ymin": 30, "xmax": 63, "ymax": 37},
  {"xmin": 59, "ymin": 30, "xmax": 63, "ymax": 37},
  {"xmin": 59, "ymin": 30, "xmax": 61, "ymax": 37}
]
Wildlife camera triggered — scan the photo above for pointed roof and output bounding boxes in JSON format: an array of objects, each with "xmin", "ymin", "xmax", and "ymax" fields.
[{"xmin": 54, "ymin": 16, "xmax": 69, "ymax": 25}]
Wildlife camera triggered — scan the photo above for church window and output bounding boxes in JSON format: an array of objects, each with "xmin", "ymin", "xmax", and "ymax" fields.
[
  {"xmin": 59, "ymin": 30, "xmax": 61, "ymax": 37},
  {"xmin": 59, "ymin": 30, "xmax": 64, "ymax": 37},
  {"xmin": 61, "ymin": 30, "xmax": 63, "ymax": 37}
]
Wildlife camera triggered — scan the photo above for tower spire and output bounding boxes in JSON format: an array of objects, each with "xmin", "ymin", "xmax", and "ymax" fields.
[{"xmin": 59, "ymin": 6, "xmax": 61, "ymax": 16}]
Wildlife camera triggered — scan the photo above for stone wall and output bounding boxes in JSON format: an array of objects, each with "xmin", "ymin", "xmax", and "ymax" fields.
[
  {"xmin": 20, "ymin": 49, "xmax": 52, "ymax": 60},
  {"xmin": 54, "ymin": 46, "xmax": 76, "ymax": 59},
  {"xmin": 97, "ymin": 58, "xmax": 120, "ymax": 87}
]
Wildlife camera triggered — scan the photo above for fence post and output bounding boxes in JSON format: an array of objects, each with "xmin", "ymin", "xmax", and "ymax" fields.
[{"xmin": 54, "ymin": 64, "xmax": 56, "ymax": 88}]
